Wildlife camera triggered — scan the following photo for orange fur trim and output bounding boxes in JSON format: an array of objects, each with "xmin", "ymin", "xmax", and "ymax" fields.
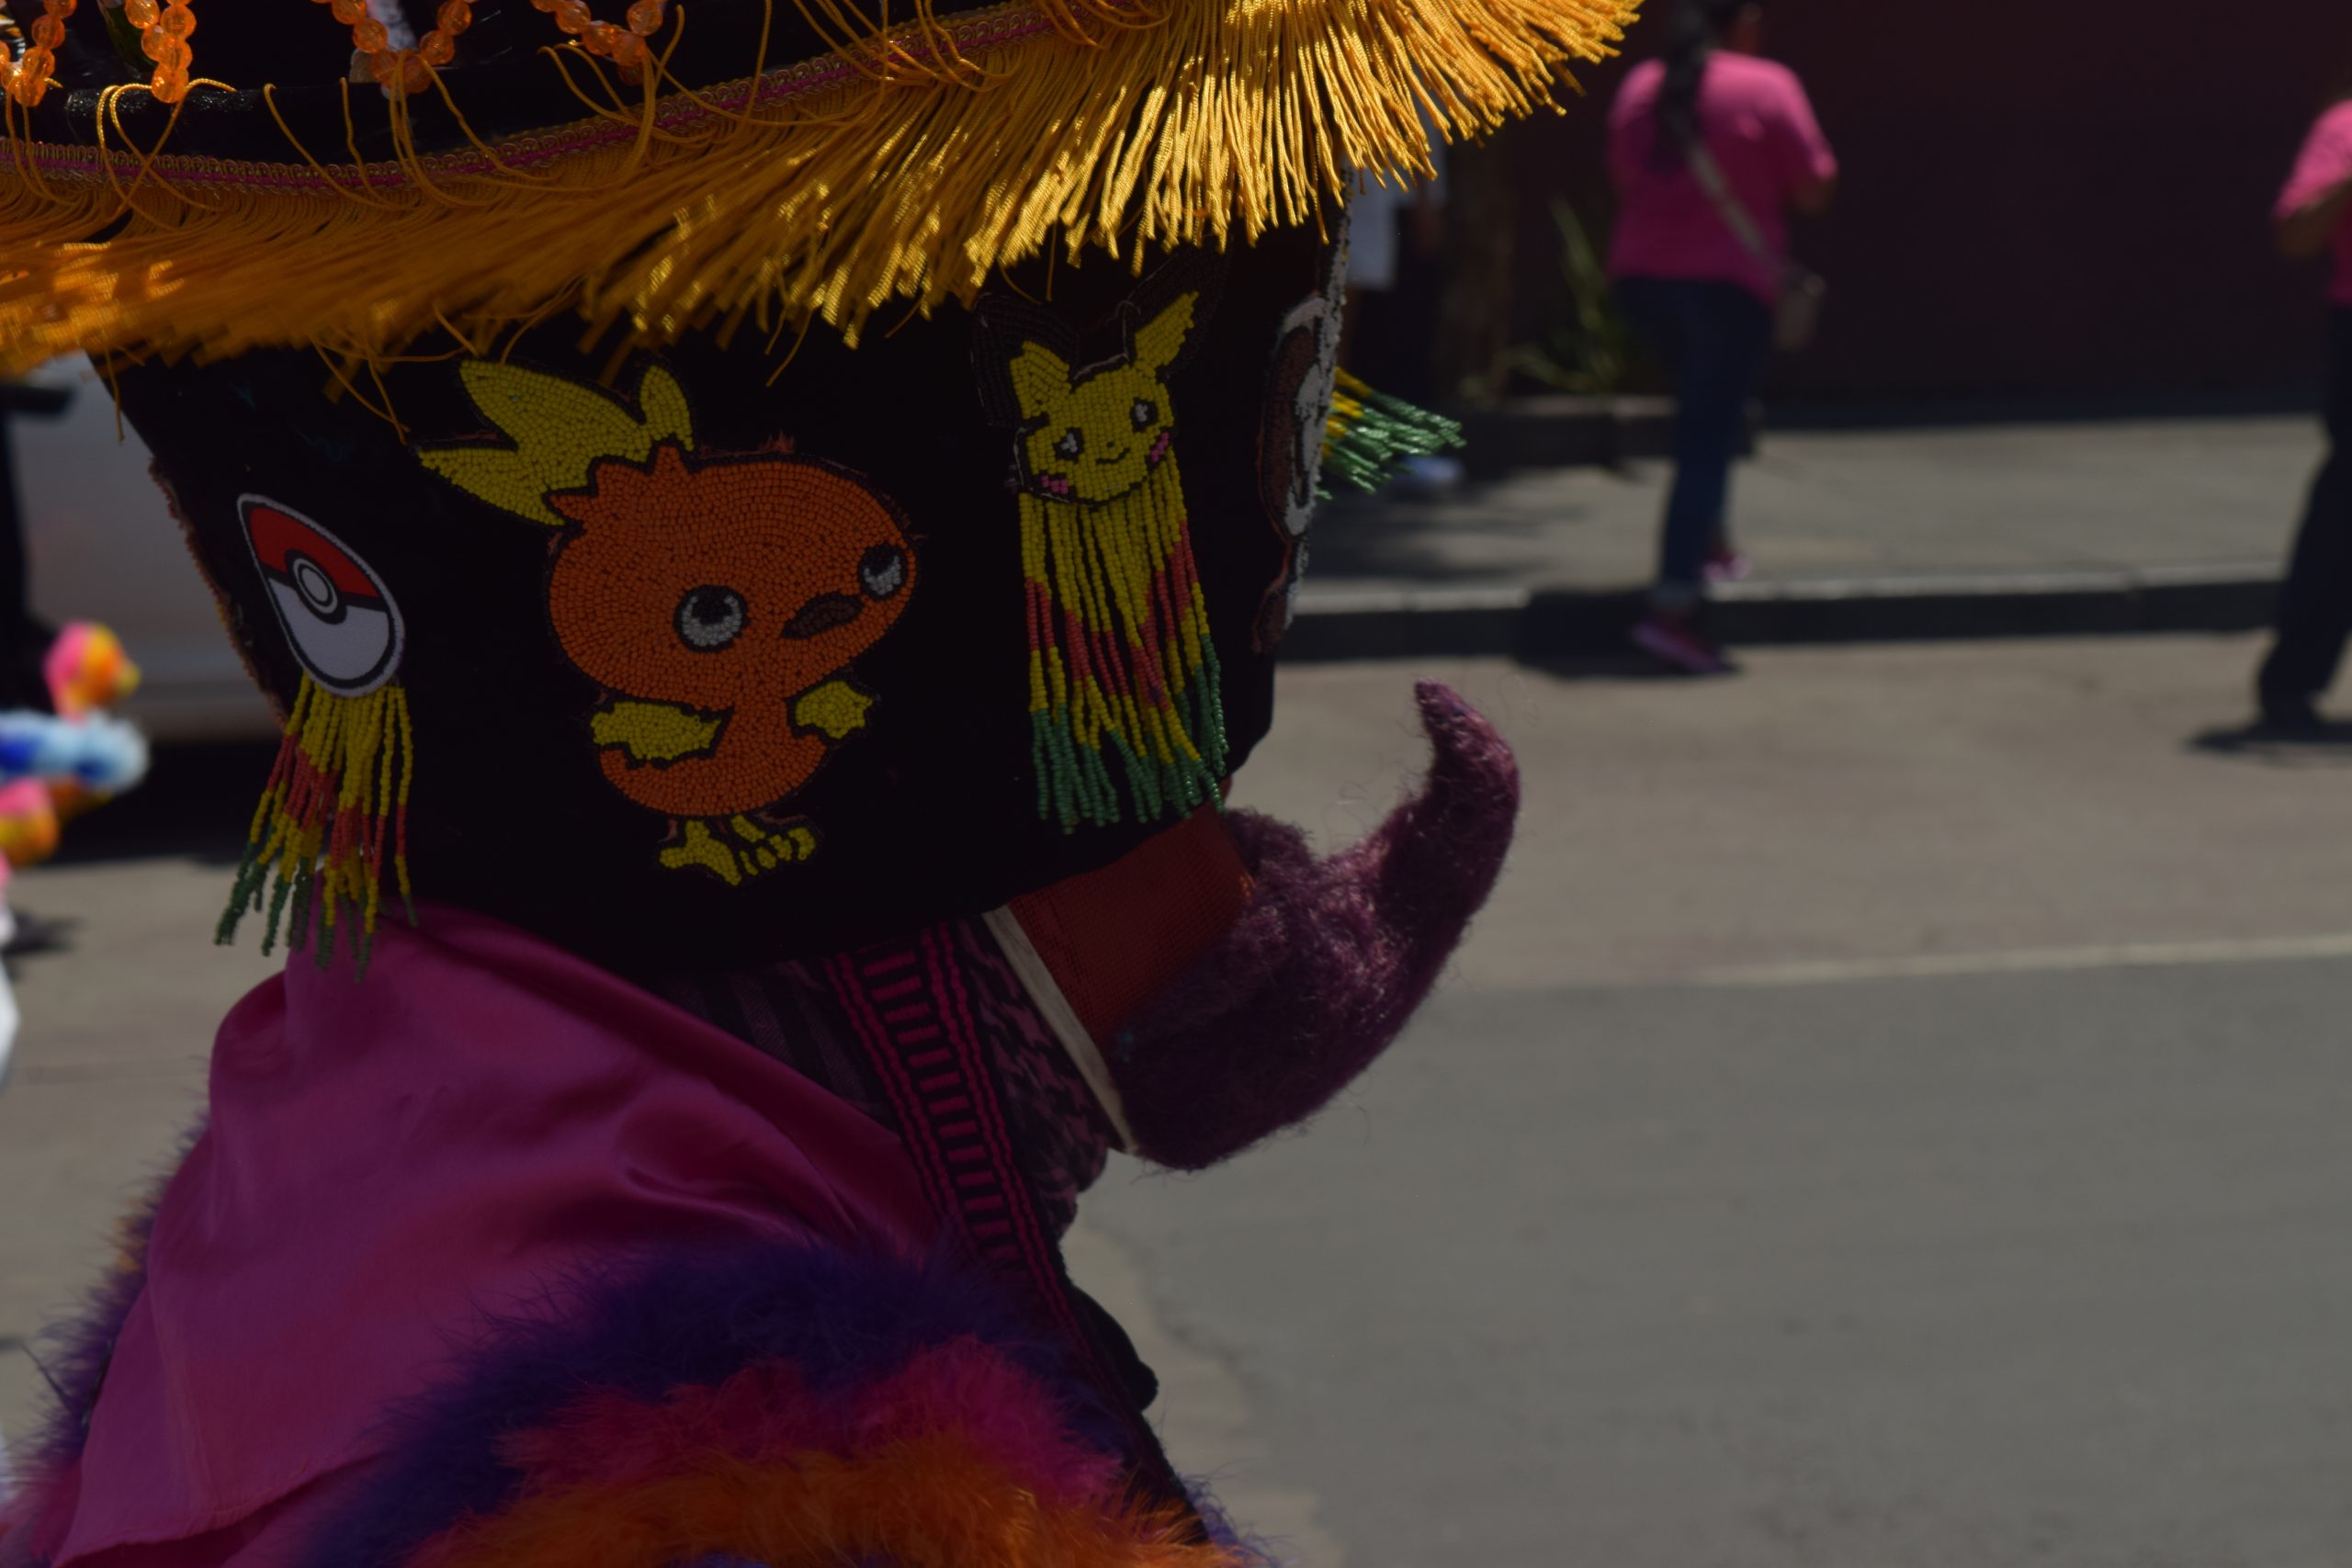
[{"xmin": 421, "ymin": 1432, "xmax": 1237, "ymax": 1568}]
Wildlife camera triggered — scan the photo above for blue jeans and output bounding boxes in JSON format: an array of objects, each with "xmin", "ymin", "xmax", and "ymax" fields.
[
  {"xmin": 2259, "ymin": 307, "xmax": 2352, "ymax": 706},
  {"xmin": 1614, "ymin": 277, "xmax": 1773, "ymax": 610}
]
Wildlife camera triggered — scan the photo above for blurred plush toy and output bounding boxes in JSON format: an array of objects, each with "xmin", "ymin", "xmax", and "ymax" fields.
[
  {"xmin": 0, "ymin": 623, "xmax": 145, "ymax": 872},
  {"xmin": 0, "ymin": 779, "xmax": 56, "ymax": 871},
  {"xmin": 45, "ymin": 622, "xmax": 142, "ymax": 722},
  {"xmin": 0, "ymin": 624, "xmax": 146, "ymax": 1087},
  {"xmin": 0, "ymin": 708, "xmax": 149, "ymax": 794}
]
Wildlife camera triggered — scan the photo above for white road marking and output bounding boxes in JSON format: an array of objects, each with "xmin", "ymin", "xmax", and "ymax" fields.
[{"xmin": 1690, "ymin": 931, "xmax": 2352, "ymax": 987}]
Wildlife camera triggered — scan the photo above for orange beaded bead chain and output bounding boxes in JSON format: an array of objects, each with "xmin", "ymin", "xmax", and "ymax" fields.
[
  {"xmin": 6, "ymin": 0, "xmax": 75, "ymax": 107},
  {"xmin": 315, "ymin": 0, "xmax": 469, "ymax": 96},
  {"xmin": 318, "ymin": 0, "xmax": 666, "ymax": 96},
  {"xmin": 122, "ymin": 0, "xmax": 196, "ymax": 104},
  {"xmin": 532, "ymin": 0, "xmax": 668, "ymax": 74}
]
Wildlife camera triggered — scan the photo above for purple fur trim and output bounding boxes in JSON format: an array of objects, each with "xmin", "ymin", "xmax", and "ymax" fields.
[
  {"xmin": 1111, "ymin": 681, "xmax": 1520, "ymax": 1169},
  {"xmin": 11, "ymin": 1215, "xmax": 151, "ymax": 1472},
  {"xmin": 1190, "ymin": 1482, "xmax": 1291, "ymax": 1568},
  {"xmin": 498, "ymin": 1338, "xmax": 1125, "ymax": 1505},
  {"xmin": 291, "ymin": 1243, "xmax": 1136, "ymax": 1568}
]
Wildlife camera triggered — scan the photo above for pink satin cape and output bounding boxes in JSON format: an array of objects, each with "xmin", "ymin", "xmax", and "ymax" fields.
[{"xmin": 12, "ymin": 904, "xmax": 936, "ymax": 1566}]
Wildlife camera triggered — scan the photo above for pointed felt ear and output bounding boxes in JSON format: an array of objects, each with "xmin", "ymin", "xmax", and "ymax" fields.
[
  {"xmin": 1130, "ymin": 291, "xmax": 1201, "ymax": 379},
  {"xmin": 1006, "ymin": 342, "xmax": 1073, "ymax": 421}
]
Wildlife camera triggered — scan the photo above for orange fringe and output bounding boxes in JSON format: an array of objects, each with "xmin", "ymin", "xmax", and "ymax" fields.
[{"xmin": 418, "ymin": 1432, "xmax": 1240, "ymax": 1568}]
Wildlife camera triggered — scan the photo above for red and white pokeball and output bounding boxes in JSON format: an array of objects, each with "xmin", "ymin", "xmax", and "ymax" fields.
[{"xmin": 239, "ymin": 496, "xmax": 405, "ymax": 696}]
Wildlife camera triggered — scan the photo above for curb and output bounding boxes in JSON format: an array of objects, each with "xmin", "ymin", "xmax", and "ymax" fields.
[
  {"xmin": 1282, "ymin": 564, "xmax": 2280, "ymax": 664},
  {"xmin": 1449, "ymin": 395, "xmax": 1759, "ymax": 479}
]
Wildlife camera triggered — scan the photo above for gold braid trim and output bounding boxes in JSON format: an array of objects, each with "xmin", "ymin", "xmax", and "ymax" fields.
[{"xmin": 0, "ymin": 0, "xmax": 1637, "ymax": 372}]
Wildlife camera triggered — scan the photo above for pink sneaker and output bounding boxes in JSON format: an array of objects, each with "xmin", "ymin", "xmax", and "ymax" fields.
[
  {"xmin": 1632, "ymin": 611, "xmax": 1735, "ymax": 675},
  {"xmin": 1704, "ymin": 542, "xmax": 1751, "ymax": 582}
]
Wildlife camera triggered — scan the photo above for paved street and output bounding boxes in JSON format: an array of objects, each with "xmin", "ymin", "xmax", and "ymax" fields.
[
  {"xmin": 1085, "ymin": 965, "xmax": 2352, "ymax": 1568},
  {"xmin": 0, "ymin": 852, "xmax": 276, "ymax": 1461},
  {"xmin": 1113, "ymin": 638, "xmax": 2352, "ymax": 1566},
  {"xmin": 6, "ymin": 637, "xmax": 2352, "ymax": 1565}
]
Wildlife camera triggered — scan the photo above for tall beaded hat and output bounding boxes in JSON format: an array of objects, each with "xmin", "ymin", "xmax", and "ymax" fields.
[{"xmin": 0, "ymin": 0, "xmax": 1634, "ymax": 975}]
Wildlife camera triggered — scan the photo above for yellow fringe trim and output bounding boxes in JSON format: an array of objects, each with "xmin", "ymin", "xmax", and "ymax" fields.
[
  {"xmin": 220, "ymin": 675, "xmax": 415, "ymax": 971},
  {"xmin": 0, "ymin": 0, "xmax": 1637, "ymax": 372}
]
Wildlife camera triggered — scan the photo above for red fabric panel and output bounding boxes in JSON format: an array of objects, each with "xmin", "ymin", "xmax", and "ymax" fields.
[{"xmin": 1010, "ymin": 807, "xmax": 1252, "ymax": 1043}]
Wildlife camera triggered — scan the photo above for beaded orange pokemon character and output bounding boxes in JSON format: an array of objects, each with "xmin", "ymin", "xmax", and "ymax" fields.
[
  {"xmin": 978, "ymin": 283, "xmax": 1226, "ymax": 833},
  {"xmin": 419, "ymin": 360, "xmax": 915, "ymax": 886},
  {"xmin": 219, "ymin": 500, "xmax": 415, "ymax": 967}
]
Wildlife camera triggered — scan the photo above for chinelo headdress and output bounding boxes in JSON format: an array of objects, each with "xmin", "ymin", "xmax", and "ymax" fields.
[{"xmin": 0, "ymin": 0, "xmax": 1634, "ymax": 974}]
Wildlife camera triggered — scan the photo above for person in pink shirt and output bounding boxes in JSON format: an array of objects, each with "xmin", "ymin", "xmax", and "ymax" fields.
[
  {"xmin": 1607, "ymin": 0, "xmax": 1836, "ymax": 674},
  {"xmin": 2256, "ymin": 70, "xmax": 2352, "ymax": 729}
]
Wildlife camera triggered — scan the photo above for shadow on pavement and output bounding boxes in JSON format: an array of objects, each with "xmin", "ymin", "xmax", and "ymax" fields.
[
  {"xmin": 2188, "ymin": 719, "xmax": 2352, "ymax": 761},
  {"xmin": 1305, "ymin": 486, "xmax": 1577, "ymax": 588},
  {"xmin": 1515, "ymin": 651, "xmax": 1735, "ymax": 682},
  {"xmin": 3, "ymin": 911, "xmax": 78, "ymax": 960}
]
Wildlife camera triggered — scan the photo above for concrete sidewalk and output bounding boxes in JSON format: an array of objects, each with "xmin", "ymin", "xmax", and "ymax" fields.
[{"xmin": 1290, "ymin": 416, "xmax": 2321, "ymax": 660}]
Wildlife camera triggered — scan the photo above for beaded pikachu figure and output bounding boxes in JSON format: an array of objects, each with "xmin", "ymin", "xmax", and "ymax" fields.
[
  {"xmin": 418, "ymin": 361, "xmax": 916, "ymax": 886},
  {"xmin": 979, "ymin": 286, "xmax": 1227, "ymax": 832}
]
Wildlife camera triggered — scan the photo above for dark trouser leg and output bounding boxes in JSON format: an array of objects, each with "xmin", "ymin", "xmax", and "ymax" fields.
[
  {"xmin": 1618, "ymin": 279, "xmax": 1770, "ymax": 611},
  {"xmin": 2259, "ymin": 309, "xmax": 2352, "ymax": 707}
]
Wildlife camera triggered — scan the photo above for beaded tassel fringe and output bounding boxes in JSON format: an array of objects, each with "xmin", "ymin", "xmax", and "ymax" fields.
[
  {"xmin": 0, "ymin": 0, "xmax": 1636, "ymax": 373},
  {"xmin": 220, "ymin": 676, "xmax": 414, "ymax": 971},
  {"xmin": 1322, "ymin": 369, "xmax": 1467, "ymax": 495},
  {"xmin": 1025, "ymin": 460, "xmax": 1225, "ymax": 832}
]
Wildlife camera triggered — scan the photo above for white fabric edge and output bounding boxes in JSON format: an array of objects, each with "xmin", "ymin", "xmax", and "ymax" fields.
[{"xmin": 980, "ymin": 905, "xmax": 1137, "ymax": 1155}]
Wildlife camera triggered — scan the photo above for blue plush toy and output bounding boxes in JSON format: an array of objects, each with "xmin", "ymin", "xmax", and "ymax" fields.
[{"xmin": 0, "ymin": 710, "xmax": 150, "ymax": 794}]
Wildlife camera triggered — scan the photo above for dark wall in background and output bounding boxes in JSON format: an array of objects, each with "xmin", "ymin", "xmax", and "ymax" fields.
[{"xmin": 1512, "ymin": 2, "xmax": 2352, "ymax": 400}]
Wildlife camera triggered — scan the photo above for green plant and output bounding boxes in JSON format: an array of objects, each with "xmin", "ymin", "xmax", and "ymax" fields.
[{"xmin": 1500, "ymin": 197, "xmax": 1641, "ymax": 397}]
